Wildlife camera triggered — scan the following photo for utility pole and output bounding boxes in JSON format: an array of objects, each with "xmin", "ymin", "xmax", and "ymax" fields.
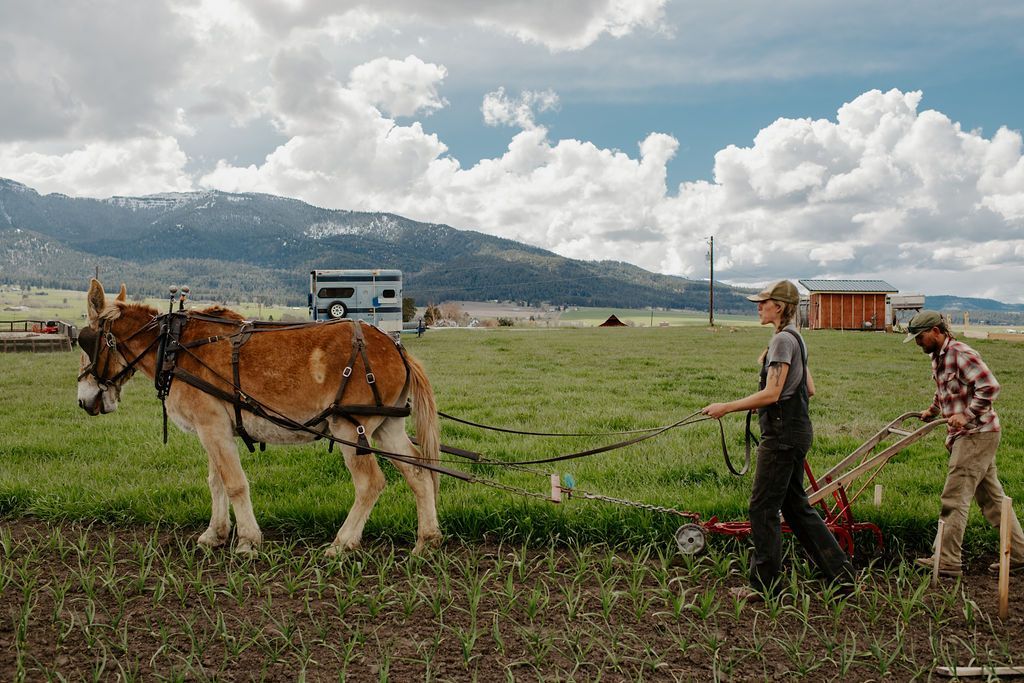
[{"xmin": 707, "ymin": 236, "xmax": 715, "ymax": 327}]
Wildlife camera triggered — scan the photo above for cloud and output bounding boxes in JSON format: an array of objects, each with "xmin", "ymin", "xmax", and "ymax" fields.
[
  {"xmin": 0, "ymin": 137, "xmax": 192, "ymax": 197},
  {"xmin": 200, "ymin": 46, "xmax": 449, "ymax": 206},
  {"xmin": 349, "ymin": 56, "xmax": 448, "ymax": 118},
  {"xmin": 655, "ymin": 89, "xmax": 1024, "ymax": 298},
  {"xmin": 238, "ymin": 0, "xmax": 669, "ymax": 51},
  {"xmin": 195, "ymin": 78, "xmax": 1024, "ymax": 300},
  {"xmin": 482, "ymin": 88, "xmax": 560, "ymax": 130},
  {"xmin": 0, "ymin": 2, "xmax": 193, "ymax": 141},
  {"xmin": 0, "ymin": 0, "xmax": 1021, "ymax": 306}
]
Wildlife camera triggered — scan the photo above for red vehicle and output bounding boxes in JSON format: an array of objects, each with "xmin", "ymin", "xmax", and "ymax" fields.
[{"xmin": 32, "ymin": 320, "xmax": 60, "ymax": 334}]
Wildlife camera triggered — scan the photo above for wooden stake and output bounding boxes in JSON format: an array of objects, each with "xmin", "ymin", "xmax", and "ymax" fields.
[
  {"xmin": 550, "ymin": 474, "xmax": 562, "ymax": 504},
  {"xmin": 933, "ymin": 519, "xmax": 945, "ymax": 586},
  {"xmin": 936, "ymin": 665, "xmax": 1024, "ymax": 678},
  {"xmin": 874, "ymin": 484, "xmax": 883, "ymax": 507},
  {"xmin": 999, "ymin": 496, "xmax": 1012, "ymax": 620}
]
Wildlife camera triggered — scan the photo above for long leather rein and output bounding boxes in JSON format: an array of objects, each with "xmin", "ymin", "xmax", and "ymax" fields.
[{"xmin": 80, "ymin": 310, "xmax": 750, "ymax": 482}]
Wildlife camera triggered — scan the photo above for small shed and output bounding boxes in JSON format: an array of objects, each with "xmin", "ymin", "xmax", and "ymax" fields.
[
  {"xmin": 798, "ymin": 280, "xmax": 898, "ymax": 331},
  {"xmin": 599, "ymin": 314, "xmax": 627, "ymax": 327}
]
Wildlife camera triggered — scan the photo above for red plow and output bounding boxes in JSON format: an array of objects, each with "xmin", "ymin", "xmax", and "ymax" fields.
[{"xmin": 674, "ymin": 413, "xmax": 947, "ymax": 557}]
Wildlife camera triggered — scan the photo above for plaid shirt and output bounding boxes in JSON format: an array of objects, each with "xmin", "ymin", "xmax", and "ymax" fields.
[{"xmin": 924, "ymin": 336, "xmax": 1000, "ymax": 449}]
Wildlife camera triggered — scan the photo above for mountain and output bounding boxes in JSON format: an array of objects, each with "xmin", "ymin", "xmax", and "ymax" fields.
[
  {"xmin": 925, "ymin": 295, "xmax": 1024, "ymax": 314},
  {"xmin": 0, "ymin": 177, "xmax": 752, "ymax": 311}
]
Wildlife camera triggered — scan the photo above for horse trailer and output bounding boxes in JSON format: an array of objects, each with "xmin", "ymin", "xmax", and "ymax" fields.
[{"xmin": 308, "ymin": 269, "xmax": 403, "ymax": 334}]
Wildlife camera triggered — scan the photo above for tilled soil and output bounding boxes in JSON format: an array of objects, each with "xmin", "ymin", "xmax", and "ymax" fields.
[{"xmin": 1, "ymin": 517, "xmax": 1022, "ymax": 681}]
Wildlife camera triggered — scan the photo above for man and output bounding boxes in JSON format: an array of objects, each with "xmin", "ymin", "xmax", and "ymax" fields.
[{"xmin": 905, "ymin": 310, "xmax": 1024, "ymax": 576}]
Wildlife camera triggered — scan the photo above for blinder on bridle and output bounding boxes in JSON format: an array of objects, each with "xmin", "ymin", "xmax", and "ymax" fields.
[{"xmin": 77, "ymin": 319, "xmax": 147, "ymax": 388}]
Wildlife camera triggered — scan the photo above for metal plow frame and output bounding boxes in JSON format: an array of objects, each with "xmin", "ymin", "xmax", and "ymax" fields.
[{"xmin": 677, "ymin": 413, "xmax": 948, "ymax": 557}]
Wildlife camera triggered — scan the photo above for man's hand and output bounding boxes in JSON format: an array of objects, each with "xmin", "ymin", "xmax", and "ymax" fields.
[
  {"xmin": 702, "ymin": 403, "xmax": 731, "ymax": 420},
  {"xmin": 947, "ymin": 413, "xmax": 971, "ymax": 429},
  {"xmin": 919, "ymin": 410, "xmax": 935, "ymax": 422}
]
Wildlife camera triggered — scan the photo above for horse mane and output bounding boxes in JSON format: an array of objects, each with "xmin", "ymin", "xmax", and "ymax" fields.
[
  {"xmin": 102, "ymin": 301, "xmax": 157, "ymax": 322},
  {"xmin": 101, "ymin": 302, "xmax": 245, "ymax": 323},
  {"xmin": 196, "ymin": 305, "xmax": 245, "ymax": 321}
]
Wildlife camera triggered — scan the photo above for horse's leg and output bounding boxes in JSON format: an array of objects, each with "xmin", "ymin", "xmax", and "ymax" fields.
[
  {"xmin": 327, "ymin": 422, "xmax": 386, "ymax": 555},
  {"xmin": 197, "ymin": 455, "xmax": 230, "ymax": 547},
  {"xmin": 375, "ymin": 416, "xmax": 442, "ymax": 554},
  {"xmin": 195, "ymin": 424, "xmax": 262, "ymax": 554}
]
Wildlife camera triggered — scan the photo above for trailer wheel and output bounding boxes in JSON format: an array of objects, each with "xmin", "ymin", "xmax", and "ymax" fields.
[
  {"xmin": 675, "ymin": 523, "xmax": 706, "ymax": 555},
  {"xmin": 327, "ymin": 301, "xmax": 348, "ymax": 319}
]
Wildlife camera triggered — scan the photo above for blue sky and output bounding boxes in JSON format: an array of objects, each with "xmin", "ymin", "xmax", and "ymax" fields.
[{"xmin": 2, "ymin": 1, "xmax": 1023, "ymax": 301}]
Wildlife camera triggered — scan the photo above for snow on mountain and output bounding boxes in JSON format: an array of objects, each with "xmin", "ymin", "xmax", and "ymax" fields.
[{"xmin": 103, "ymin": 192, "xmax": 213, "ymax": 212}]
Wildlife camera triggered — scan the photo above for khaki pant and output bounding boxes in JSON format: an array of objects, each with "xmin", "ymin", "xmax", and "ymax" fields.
[{"xmin": 938, "ymin": 431, "xmax": 1024, "ymax": 566}]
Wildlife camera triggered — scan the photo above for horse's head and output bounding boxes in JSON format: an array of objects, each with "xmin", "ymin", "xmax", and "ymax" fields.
[{"xmin": 77, "ymin": 279, "xmax": 132, "ymax": 415}]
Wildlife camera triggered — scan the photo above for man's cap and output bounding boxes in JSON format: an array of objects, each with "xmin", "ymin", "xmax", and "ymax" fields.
[
  {"xmin": 746, "ymin": 280, "xmax": 800, "ymax": 305},
  {"xmin": 903, "ymin": 310, "xmax": 943, "ymax": 343}
]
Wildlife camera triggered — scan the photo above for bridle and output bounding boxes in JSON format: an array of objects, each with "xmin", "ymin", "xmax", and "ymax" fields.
[{"xmin": 77, "ymin": 316, "xmax": 160, "ymax": 389}]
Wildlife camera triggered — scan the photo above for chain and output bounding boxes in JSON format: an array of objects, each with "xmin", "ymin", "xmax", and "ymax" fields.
[
  {"xmin": 569, "ymin": 489, "xmax": 701, "ymax": 521},
  {"xmin": 468, "ymin": 475, "xmax": 701, "ymax": 521},
  {"xmin": 468, "ymin": 476, "xmax": 559, "ymax": 503}
]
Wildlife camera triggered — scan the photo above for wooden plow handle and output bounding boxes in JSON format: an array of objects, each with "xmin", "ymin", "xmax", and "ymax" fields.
[{"xmin": 806, "ymin": 414, "xmax": 947, "ymax": 506}]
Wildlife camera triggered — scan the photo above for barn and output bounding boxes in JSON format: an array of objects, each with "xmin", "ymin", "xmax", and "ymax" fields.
[{"xmin": 798, "ymin": 280, "xmax": 898, "ymax": 331}]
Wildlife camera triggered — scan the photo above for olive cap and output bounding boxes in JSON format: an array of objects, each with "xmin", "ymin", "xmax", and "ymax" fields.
[
  {"xmin": 903, "ymin": 310, "xmax": 943, "ymax": 343},
  {"xmin": 746, "ymin": 280, "xmax": 800, "ymax": 305}
]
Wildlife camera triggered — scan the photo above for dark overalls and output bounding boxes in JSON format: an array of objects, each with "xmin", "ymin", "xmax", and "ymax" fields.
[{"xmin": 748, "ymin": 329, "xmax": 854, "ymax": 592}]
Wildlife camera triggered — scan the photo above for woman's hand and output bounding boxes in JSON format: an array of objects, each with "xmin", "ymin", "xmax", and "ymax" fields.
[{"xmin": 702, "ymin": 403, "xmax": 732, "ymax": 420}]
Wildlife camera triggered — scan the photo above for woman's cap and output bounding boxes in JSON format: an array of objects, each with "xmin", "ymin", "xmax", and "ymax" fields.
[
  {"xmin": 903, "ymin": 310, "xmax": 943, "ymax": 343},
  {"xmin": 746, "ymin": 280, "xmax": 799, "ymax": 305}
]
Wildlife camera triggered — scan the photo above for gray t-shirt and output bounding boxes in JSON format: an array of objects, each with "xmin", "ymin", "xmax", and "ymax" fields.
[{"xmin": 766, "ymin": 324, "xmax": 807, "ymax": 401}]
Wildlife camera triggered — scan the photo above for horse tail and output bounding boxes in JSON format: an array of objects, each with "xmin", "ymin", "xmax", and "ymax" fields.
[{"xmin": 405, "ymin": 352, "xmax": 440, "ymax": 495}]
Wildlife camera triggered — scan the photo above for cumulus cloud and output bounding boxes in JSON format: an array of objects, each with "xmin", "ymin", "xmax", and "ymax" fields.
[
  {"xmin": 0, "ymin": 137, "xmax": 193, "ymax": 197},
  {"xmin": 655, "ymin": 89, "xmax": 1024, "ymax": 299},
  {"xmin": 0, "ymin": 0, "xmax": 1021, "ymax": 304},
  {"xmin": 200, "ymin": 46, "xmax": 449, "ymax": 206},
  {"xmin": 193, "ymin": 77, "xmax": 1024, "ymax": 301},
  {"xmin": 349, "ymin": 56, "xmax": 448, "ymax": 118},
  {"xmin": 0, "ymin": 2, "xmax": 193, "ymax": 141},
  {"xmin": 238, "ymin": 0, "xmax": 668, "ymax": 51},
  {"xmin": 482, "ymin": 88, "xmax": 560, "ymax": 130}
]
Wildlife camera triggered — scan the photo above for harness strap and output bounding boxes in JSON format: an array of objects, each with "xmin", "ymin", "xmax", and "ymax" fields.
[
  {"xmin": 166, "ymin": 316, "xmax": 412, "ymax": 457},
  {"xmin": 352, "ymin": 321, "xmax": 384, "ymax": 407},
  {"xmin": 169, "ymin": 366, "xmax": 471, "ymax": 481},
  {"xmin": 321, "ymin": 321, "xmax": 382, "ymax": 455},
  {"xmin": 230, "ymin": 324, "xmax": 263, "ymax": 453}
]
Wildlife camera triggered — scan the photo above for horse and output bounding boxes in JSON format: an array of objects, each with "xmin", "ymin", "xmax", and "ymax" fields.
[{"xmin": 75, "ymin": 279, "xmax": 442, "ymax": 554}]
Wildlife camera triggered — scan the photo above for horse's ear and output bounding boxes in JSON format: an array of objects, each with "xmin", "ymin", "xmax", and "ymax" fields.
[
  {"xmin": 116, "ymin": 283, "xmax": 127, "ymax": 302},
  {"xmin": 87, "ymin": 279, "xmax": 106, "ymax": 323}
]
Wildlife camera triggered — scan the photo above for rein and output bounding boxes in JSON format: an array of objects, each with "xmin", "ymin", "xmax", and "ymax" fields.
[
  {"xmin": 84, "ymin": 309, "xmax": 750, "ymax": 483},
  {"xmin": 430, "ymin": 411, "xmax": 750, "ymax": 475}
]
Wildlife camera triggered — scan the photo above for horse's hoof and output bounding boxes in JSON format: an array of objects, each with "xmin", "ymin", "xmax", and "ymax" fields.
[
  {"xmin": 326, "ymin": 540, "xmax": 360, "ymax": 557},
  {"xmin": 412, "ymin": 535, "xmax": 442, "ymax": 555},
  {"xmin": 198, "ymin": 529, "xmax": 228, "ymax": 548},
  {"xmin": 235, "ymin": 539, "xmax": 259, "ymax": 555}
]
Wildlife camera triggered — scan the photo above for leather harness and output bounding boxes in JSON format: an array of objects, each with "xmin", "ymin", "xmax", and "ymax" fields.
[{"xmin": 88, "ymin": 310, "xmax": 411, "ymax": 454}]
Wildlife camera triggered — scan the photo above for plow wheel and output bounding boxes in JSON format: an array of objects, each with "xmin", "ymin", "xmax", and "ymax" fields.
[{"xmin": 675, "ymin": 523, "xmax": 707, "ymax": 555}]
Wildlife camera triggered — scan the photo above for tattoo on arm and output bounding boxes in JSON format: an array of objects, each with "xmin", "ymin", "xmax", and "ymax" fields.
[{"xmin": 767, "ymin": 364, "xmax": 783, "ymax": 388}]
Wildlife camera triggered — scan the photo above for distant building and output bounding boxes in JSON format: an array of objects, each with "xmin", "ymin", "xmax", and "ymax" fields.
[
  {"xmin": 599, "ymin": 314, "xmax": 627, "ymax": 327},
  {"xmin": 798, "ymin": 280, "xmax": 898, "ymax": 331}
]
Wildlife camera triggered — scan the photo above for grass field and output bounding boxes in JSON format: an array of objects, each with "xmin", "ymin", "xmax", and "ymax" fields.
[
  {"xmin": 2, "ymin": 322, "xmax": 1021, "ymax": 557},
  {"xmin": 3, "ymin": 322, "xmax": 1023, "ymax": 679}
]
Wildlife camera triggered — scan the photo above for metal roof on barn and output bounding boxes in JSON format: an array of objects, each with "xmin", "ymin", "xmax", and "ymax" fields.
[{"xmin": 798, "ymin": 279, "xmax": 897, "ymax": 293}]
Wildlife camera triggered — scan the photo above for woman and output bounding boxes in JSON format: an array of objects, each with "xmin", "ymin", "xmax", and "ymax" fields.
[{"xmin": 702, "ymin": 280, "xmax": 854, "ymax": 600}]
